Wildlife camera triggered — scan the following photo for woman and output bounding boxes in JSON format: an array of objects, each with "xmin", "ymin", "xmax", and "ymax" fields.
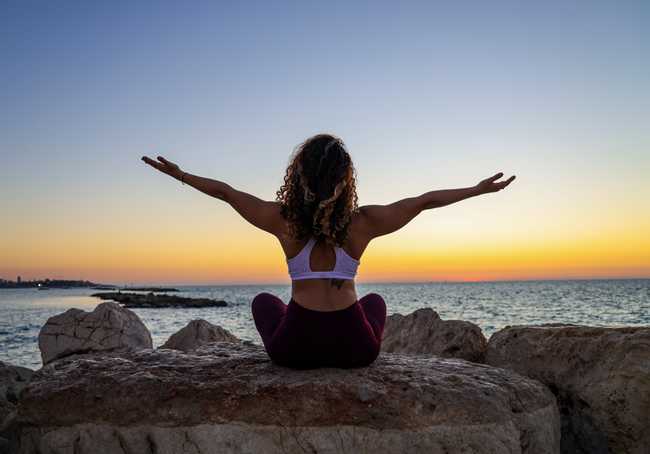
[{"xmin": 142, "ymin": 133, "xmax": 515, "ymax": 369}]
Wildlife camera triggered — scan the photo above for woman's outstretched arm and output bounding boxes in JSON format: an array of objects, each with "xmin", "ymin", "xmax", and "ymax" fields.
[
  {"xmin": 357, "ymin": 172, "xmax": 516, "ymax": 239},
  {"xmin": 141, "ymin": 155, "xmax": 284, "ymax": 235}
]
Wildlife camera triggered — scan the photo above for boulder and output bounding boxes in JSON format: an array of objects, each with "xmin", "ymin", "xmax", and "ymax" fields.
[
  {"xmin": 160, "ymin": 319, "xmax": 239, "ymax": 352},
  {"xmin": 486, "ymin": 324, "xmax": 650, "ymax": 454},
  {"xmin": 381, "ymin": 308, "xmax": 487, "ymax": 362},
  {"xmin": 38, "ymin": 302, "xmax": 152, "ymax": 365},
  {"xmin": 12, "ymin": 343, "xmax": 559, "ymax": 454},
  {"xmin": 0, "ymin": 362, "xmax": 33, "ymax": 437}
]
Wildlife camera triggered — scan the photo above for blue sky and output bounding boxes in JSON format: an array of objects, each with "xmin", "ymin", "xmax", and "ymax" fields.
[{"xmin": 1, "ymin": 1, "xmax": 649, "ymax": 283}]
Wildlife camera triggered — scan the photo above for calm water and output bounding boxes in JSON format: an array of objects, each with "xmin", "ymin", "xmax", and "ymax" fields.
[{"xmin": 1, "ymin": 279, "xmax": 648, "ymax": 370}]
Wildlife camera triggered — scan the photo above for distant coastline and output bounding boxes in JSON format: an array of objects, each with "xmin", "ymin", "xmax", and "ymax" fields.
[
  {"xmin": 0, "ymin": 278, "xmax": 104, "ymax": 289},
  {"xmin": 0, "ymin": 278, "xmax": 184, "ymax": 291}
]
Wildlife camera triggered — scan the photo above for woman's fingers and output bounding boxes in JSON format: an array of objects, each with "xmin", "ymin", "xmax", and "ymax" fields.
[
  {"xmin": 476, "ymin": 172, "xmax": 515, "ymax": 193},
  {"xmin": 501, "ymin": 175, "xmax": 516, "ymax": 186},
  {"xmin": 487, "ymin": 172, "xmax": 504, "ymax": 183},
  {"xmin": 157, "ymin": 156, "xmax": 176, "ymax": 167},
  {"xmin": 142, "ymin": 156, "xmax": 161, "ymax": 169},
  {"xmin": 480, "ymin": 172, "xmax": 503, "ymax": 187},
  {"xmin": 497, "ymin": 175, "xmax": 516, "ymax": 190},
  {"xmin": 142, "ymin": 156, "xmax": 170, "ymax": 173}
]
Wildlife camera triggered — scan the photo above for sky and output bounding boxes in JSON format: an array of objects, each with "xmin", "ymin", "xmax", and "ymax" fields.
[{"xmin": 1, "ymin": 1, "xmax": 649, "ymax": 284}]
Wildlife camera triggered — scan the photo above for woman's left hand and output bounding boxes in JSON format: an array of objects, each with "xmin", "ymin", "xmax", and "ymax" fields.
[
  {"xmin": 141, "ymin": 156, "xmax": 183, "ymax": 180},
  {"xmin": 476, "ymin": 172, "xmax": 516, "ymax": 194}
]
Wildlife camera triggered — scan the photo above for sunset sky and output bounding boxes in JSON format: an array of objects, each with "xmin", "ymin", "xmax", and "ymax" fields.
[{"xmin": 1, "ymin": 1, "xmax": 649, "ymax": 284}]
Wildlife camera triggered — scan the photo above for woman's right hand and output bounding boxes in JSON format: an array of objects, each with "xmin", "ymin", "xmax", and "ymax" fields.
[{"xmin": 141, "ymin": 156, "xmax": 184, "ymax": 180}]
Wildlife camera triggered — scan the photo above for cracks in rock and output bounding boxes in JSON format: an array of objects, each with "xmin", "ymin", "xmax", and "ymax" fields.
[
  {"xmin": 115, "ymin": 429, "xmax": 130, "ymax": 454},
  {"xmin": 49, "ymin": 347, "xmax": 101, "ymax": 364},
  {"xmin": 145, "ymin": 433, "xmax": 158, "ymax": 454},
  {"xmin": 276, "ymin": 424, "xmax": 288, "ymax": 453},
  {"xmin": 73, "ymin": 433, "xmax": 81, "ymax": 454},
  {"xmin": 334, "ymin": 426, "xmax": 347, "ymax": 452},
  {"xmin": 518, "ymin": 426, "xmax": 531, "ymax": 453},
  {"xmin": 183, "ymin": 430, "xmax": 203, "ymax": 454},
  {"xmin": 288, "ymin": 427, "xmax": 317, "ymax": 454},
  {"xmin": 276, "ymin": 420, "xmax": 312, "ymax": 454},
  {"xmin": 81, "ymin": 324, "xmax": 104, "ymax": 348}
]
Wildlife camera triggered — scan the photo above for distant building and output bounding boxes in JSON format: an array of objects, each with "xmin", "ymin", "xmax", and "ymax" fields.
[{"xmin": 17, "ymin": 276, "xmax": 21, "ymax": 283}]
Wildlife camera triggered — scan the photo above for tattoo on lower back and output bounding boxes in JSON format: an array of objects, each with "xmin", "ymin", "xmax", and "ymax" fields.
[{"xmin": 330, "ymin": 279, "xmax": 344, "ymax": 289}]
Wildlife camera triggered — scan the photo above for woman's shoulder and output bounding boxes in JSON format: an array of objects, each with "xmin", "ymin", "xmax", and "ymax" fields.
[{"xmin": 348, "ymin": 207, "xmax": 374, "ymax": 239}]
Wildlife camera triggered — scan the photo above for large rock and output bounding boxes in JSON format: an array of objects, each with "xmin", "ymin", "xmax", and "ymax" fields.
[
  {"xmin": 38, "ymin": 302, "xmax": 152, "ymax": 365},
  {"xmin": 160, "ymin": 319, "xmax": 239, "ymax": 352},
  {"xmin": 381, "ymin": 308, "xmax": 487, "ymax": 362},
  {"xmin": 11, "ymin": 342, "xmax": 559, "ymax": 454},
  {"xmin": 0, "ymin": 362, "xmax": 33, "ymax": 437},
  {"xmin": 486, "ymin": 324, "xmax": 650, "ymax": 454}
]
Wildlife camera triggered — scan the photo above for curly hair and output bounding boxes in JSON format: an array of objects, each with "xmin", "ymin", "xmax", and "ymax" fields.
[{"xmin": 276, "ymin": 133, "xmax": 359, "ymax": 247}]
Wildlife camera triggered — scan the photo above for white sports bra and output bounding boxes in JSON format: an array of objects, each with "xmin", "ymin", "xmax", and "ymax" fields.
[{"xmin": 287, "ymin": 237, "xmax": 360, "ymax": 280}]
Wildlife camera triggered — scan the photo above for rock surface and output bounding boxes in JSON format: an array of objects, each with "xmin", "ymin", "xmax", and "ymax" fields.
[
  {"xmin": 92, "ymin": 291, "xmax": 227, "ymax": 308},
  {"xmin": 12, "ymin": 342, "xmax": 559, "ymax": 454},
  {"xmin": 38, "ymin": 302, "xmax": 153, "ymax": 365},
  {"xmin": 486, "ymin": 324, "xmax": 650, "ymax": 454},
  {"xmin": 0, "ymin": 362, "xmax": 33, "ymax": 438},
  {"xmin": 381, "ymin": 308, "xmax": 487, "ymax": 362},
  {"xmin": 160, "ymin": 319, "xmax": 239, "ymax": 351}
]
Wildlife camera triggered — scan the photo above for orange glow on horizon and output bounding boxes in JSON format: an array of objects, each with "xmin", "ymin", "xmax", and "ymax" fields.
[
  {"xmin": 3, "ymin": 222, "xmax": 648, "ymax": 284},
  {"xmin": 3, "ymin": 171, "xmax": 649, "ymax": 285}
]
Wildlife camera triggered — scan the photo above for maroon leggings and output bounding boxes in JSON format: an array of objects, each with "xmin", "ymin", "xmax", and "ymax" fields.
[{"xmin": 251, "ymin": 292, "xmax": 386, "ymax": 369}]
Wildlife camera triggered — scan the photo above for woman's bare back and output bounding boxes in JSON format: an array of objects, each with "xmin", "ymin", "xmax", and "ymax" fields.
[{"xmin": 277, "ymin": 213, "xmax": 371, "ymax": 311}]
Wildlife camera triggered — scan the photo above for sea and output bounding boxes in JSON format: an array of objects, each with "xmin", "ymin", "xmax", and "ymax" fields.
[{"xmin": 1, "ymin": 279, "xmax": 648, "ymax": 370}]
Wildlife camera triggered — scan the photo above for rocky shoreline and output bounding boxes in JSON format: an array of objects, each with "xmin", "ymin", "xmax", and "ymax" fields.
[
  {"xmin": 1, "ymin": 303, "xmax": 647, "ymax": 454},
  {"xmin": 91, "ymin": 291, "xmax": 228, "ymax": 308}
]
